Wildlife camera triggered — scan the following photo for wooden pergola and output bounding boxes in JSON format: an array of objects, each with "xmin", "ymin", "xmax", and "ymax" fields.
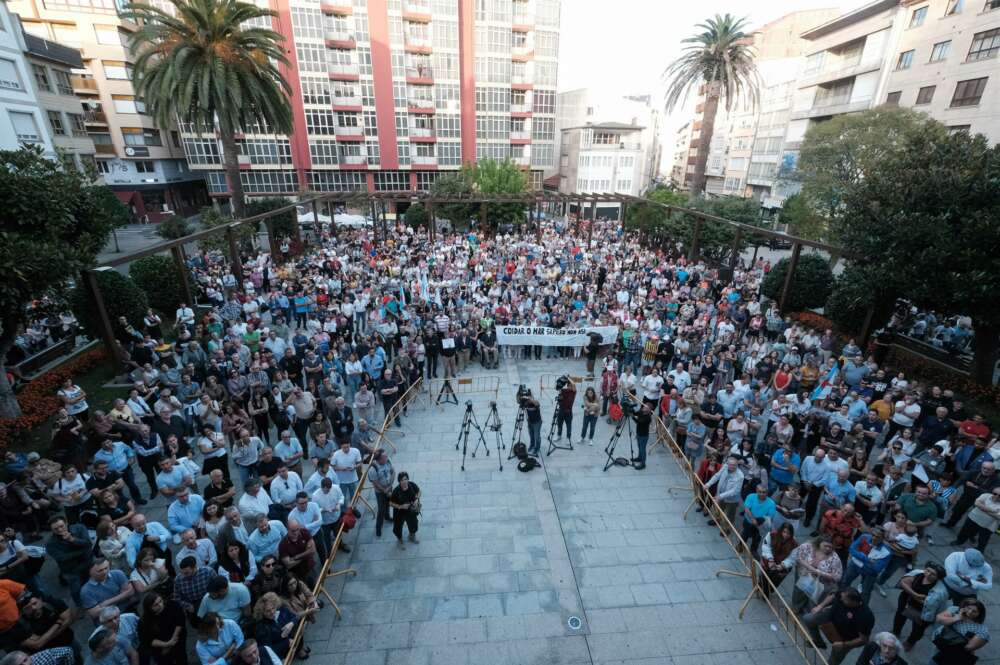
[{"xmin": 84, "ymin": 190, "xmax": 853, "ymax": 367}]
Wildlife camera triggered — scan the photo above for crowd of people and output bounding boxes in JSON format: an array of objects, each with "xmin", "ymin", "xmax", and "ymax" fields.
[{"xmin": 1, "ymin": 211, "xmax": 996, "ymax": 665}]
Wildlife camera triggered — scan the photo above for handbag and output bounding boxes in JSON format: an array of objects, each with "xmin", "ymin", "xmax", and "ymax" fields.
[
  {"xmin": 795, "ymin": 574, "xmax": 823, "ymax": 603},
  {"xmin": 932, "ymin": 625, "xmax": 969, "ymax": 648}
]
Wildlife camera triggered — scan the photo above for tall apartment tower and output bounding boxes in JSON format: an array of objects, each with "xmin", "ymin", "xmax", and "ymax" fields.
[
  {"xmin": 183, "ymin": 0, "xmax": 560, "ymax": 203},
  {"xmin": 10, "ymin": 0, "xmax": 209, "ymax": 221}
]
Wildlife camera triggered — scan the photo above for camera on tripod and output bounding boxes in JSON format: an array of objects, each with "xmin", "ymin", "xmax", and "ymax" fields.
[
  {"xmin": 555, "ymin": 375, "xmax": 571, "ymax": 391},
  {"xmin": 516, "ymin": 384, "xmax": 532, "ymax": 404}
]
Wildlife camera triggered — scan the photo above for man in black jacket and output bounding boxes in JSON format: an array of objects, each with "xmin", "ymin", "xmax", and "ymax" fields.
[
  {"xmin": 329, "ymin": 397, "xmax": 354, "ymax": 444},
  {"xmin": 632, "ymin": 403, "xmax": 652, "ymax": 470}
]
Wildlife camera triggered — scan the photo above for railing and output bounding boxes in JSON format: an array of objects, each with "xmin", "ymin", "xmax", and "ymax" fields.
[
  {"xmin": 512, "ymin": 74, "xmax": 532, "ymax": 85},
  {"xmin": 320, "ymin": 0, "xmax": 352, "ymax": 12},
  {"xmin": 510, "ymin": 102, "xmax": 531, "ymax": 113},
  {"xmin": 329, "ymin": 63, "xmax": 359, "ymax": 76},
  {"xmin": 340, "ymin": 154, "xmax": 366, "ymax": 164},
  {"xmin": 426, "ymin": 375, "xmax": 501, "ymax": 408},
  {"xmin": 325, "ymin": 29, "xmax": 354, "ymax": 43},
  {"xmin": 404, "ymin": 1, "xmax": 431, "ymax": 13},
  {"xmin": 405, "ymin": 35, "xmax": 431, "ymax": 48},
  {"xmin": 412, "ymin": 154, "xmax": 436, "ymax": 165},
  {"xmin": 71, "ymin": 75, "xmax": 98, "ymax": 92},
  {"xmin": 405, "ymin": 66, "xmax": 433, "ymax": 79},
  {"xmin": 510, "ymin": 154, "xmax": 529, "ymax": 166},
  {"xmin": 282, "ymin": 377, "xmax": 423, "ymax": 665},
  {"xmin": 84, "ymin": 110, "xmax": 107, "ymax": 124},
  {"xmin": 94, "ymin": 144, "xmax": 116, "ymax": 155},
  {"xmin": 615, "ymin": 391, "xmax": 831, "ymax": 665},
  {"xmin": 334, "ymin": 124, "xmax": 363, "ymax": 136},
  {"xmin": 410, "ymin": 126, "xmax": 435, "ymax": 138},
  {"xmin": 332, "ymin": 94, "xmax": 361, "ymax": 106},
  {"xmin": 510, "ymin": 130, "xmax": 530, "ymax": 140},
  {"xmin": 407, "ymin": 96, "xmax": 434, "ymax": 108}
]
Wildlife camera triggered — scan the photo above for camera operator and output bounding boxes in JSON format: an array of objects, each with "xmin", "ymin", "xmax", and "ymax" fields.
[
  {"xmin": 521, "ymin": 394, "xmax": 543, "ymax": 456},
  {"xmin": 584, "ymin": 334, "xmax": 600, "ymax": 379},
  {"xmin": 553, "ymin": 378, "xmax": 577, "ymax": 444},
  {"xmin": 630, "ymin": 402, "xmax": 652, "ymax": 470}
]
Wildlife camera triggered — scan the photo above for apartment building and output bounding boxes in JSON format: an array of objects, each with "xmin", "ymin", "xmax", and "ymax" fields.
[
  {"xmin": 22, "ymin": 31, "xmax": 97, "ymax": 172},
  {"xmin": 556, "ymin": 87, "xmax": 662, "ymax": 191},
  {"xmin": 174, "ymin": 0, "xmax": 560, "ymax": 204},
  {"xmin": 881, "ymin": 0, "xmax": 1000, "ymax": 140},
  {"xmin": 11, "ymin": 0, "xmax": 209, "ymax": 222},
  {"xmin": 0, "ymin": 3, "xmax": 55, "ymax": 158},
  {"xmin": 558, "ymin": 122, "xmax": 644, "ymax": 218},
  {"xmin": 670, "ymin": 120, "xmax": 691, "ymax": 186}
]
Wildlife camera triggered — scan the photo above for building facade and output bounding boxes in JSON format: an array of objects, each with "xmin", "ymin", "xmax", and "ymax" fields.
[
  {"xmin": 558, "ymin": 122, "xmax": 644, "ymax": 218},
  {"xmin": 175, "ymin": 0, "xmax": 560, "ymax": 202},
  {"xmin": 11, "ymin": 0, "xmax": 212, "ymax": 222},
  {"xmin": 0, "ymin": 3, "xmax": 56, "ymax": 158}
]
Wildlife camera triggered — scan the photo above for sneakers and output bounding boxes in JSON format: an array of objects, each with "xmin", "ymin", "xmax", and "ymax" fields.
[
  {"xmin": 926, "ymin": 534, "xmax": 935, "ymax": 545},
  {"xmin": 409, "ymin": 533, "xmax": 419, "ymax": 544},
  {"xmin": 876, "ymin": 584, "xmax": 887, "ymax": 598},
  {"xmin": 397, "ymin": 539, "xmax": 406, "ymax": 550}
]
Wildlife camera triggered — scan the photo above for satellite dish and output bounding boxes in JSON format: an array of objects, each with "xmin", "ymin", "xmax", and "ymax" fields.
[{"xmin": 124, "ymin": 146, "xmax": 135, "ymax": 156}]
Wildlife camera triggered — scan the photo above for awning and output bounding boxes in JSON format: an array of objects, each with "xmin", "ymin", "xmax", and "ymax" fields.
[{"xmin": 114, "ymin": 191, "xmax": 138, "ymax": 205}]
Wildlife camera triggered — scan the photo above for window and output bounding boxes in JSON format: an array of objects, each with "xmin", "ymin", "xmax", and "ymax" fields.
[
  {"xmin": 0, "ymin": 59, "xmax": 23, "ymax": 91},
  {"xmin": 290, "ymin": 7, "xmax": 323, "ymax": 40},
  {"xmin": 102, "ymin": 60, "xmax": 131, "ymax": 80},
  {"xmin": 301, "ymin": 78, "xmax": 331, "ymax": 105},
  {"xmin": 397, "ymin": 141, "xmax": 411, "ymax": 166},
  {"xmin": 112, "ymin": 95, "xmax": 146, "ymax": 114},
  {"xmin": 54, "ymin": 70, "xmax": 72, "ymax": 95},
  {"xmin": 531, "ymin": 117, "xmax": 554, "ymax": 141},
  {"xmin": 950, "ymin": 77, "xmax": 987, "ymax": 107},
  {"xmin": 916, "ymin": 85, "xmax": 936, "ymax": 104},
  {"xmin": 122, "ymin": 127, "xmax": 162, "ymax": 146},
  {"xmin": 240, "ymin": 170, "xmax": 298, "ymax": 195},
  {"xmin": 68, "ymin": 113, "xmax": 87, "ymax": 136},
  {"xmin": 171, "ymin": 131, "xmax": 180, "ymax": 148},
  {"xmin": 946, "ymin": 0, "xmax": 963, "ymax": 14},
  {"xmin": 238, "ymin": 139, "xmax": 292, "ymax": 165},
  {"xmin": 182, "ymin": 138, "xmax": 221, "ymax": 165},
  {"xmin": 94, "ymin": 24, "xmax": 125, "ymax": 45},
  {"xmin": 47, "ymin": 110, "xmax": 65, "ymax": 135},
  {"xmin": 306, "ymin": 170, "xmax": 365, "ymax": 192},
  {"xmin": 373, "ymin": 171, "xmax": 410, "ymax": 191},
  {"xmin": 366, "ymin": 140, "xmax": 380, "ymax": 165},
  {"xmin": 438, "ymin": 142, "xmax": 460, "ymax": 165},
  {"xmin": 885, "ymin": 91, "xmax": 902, "ymax": 106},
  {"xmin": 96, "ymin": 160, "xmax": 111, "ymax": 174},
  {"xmin": 967, "ymin": 29, "xmax": 1000, "ymax": 62},
  {"xmin": 305, "ymin": 109, "xmax": 336, "ymax": 134},
  {"xmin": 947, "ymin": 125, "xmax": 971, "ymax": 134},
  {"xmin": 909, "ymin": 6, "xmax": 927, "ymax": 27},
  {"xmin": 296, "ymin": 44, "xmax": 327, "ymax": 73},
  {"xmin": 896, "ymin": 50, "xmax": 914, "ymax": 70},
  {"xmin": 32, "ymin": 64, "xmax": 51, "ymax": 92},
  {"xmin": 532, "ymin": 90, "xmax": 555, "ymax": 114},
  {"xmin": 988, "ymin": 0, "xmax": 1000, "ymax": 11},
  {"xmin": 134, "ymin": 161, "xmax": 154, "ymax": 173},
  {"xmin": 929, "ymin": 41, "xmax": 951, "ymax": 62},
  {"xmin": 310, "ymin": 140, "xmax": 338, "ymax": 165},
  {"xmin": 9, "ymin": 112, "xmax": 42, "ymax": 144},
  {"xmin": 363, "ymin": 110, "xmax": 377, "ymax": 136}
]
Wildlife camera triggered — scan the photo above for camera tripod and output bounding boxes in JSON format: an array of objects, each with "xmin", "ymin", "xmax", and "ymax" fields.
[
  {"xmin": 546, "ymin": 405, "xmax": 574, "ymax": 456},
  {"xmin": 508, "ymin": 405, "xmax": 526, "ymax": 460},
  {"xmin": 456, "ymin": 401, "xmax": 488, "ymax": 471},
  {"xmin": 603, "ymin": 411, "xmax": 636, "ymax": 472},
  {"xmin": 436, "ymin": 378, "xmax": 458, "ymax": 405},
  {"xmin": 476, "ymin": 401, "xmax": 506, "ymax": 471}
]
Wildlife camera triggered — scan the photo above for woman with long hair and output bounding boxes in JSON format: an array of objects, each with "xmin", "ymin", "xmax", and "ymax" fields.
[
  {"xmin": 217, "ymin": 540, "xmax": 257, "ymax": 584},
  {"xmin": 759, "ymin": 523, "xmax": 798, "ymax": 597},
  {"xmin": 130, "ymin": 547, "xmax": 171, "ymax": 597},
  {"xmin": 281, "ymin": 575, "xmax": 321, "ymax": 623},
  {"xmin": 786, "ymin": 536, "xmax": 843, "ymax": 614},
  {"xmin": 580, "ymin": 387, "xmax": 600, "ymax": 445},
  {"xmin": 248, "ymin": 390, "xmax": 271, "ymax": 444},
  {"xmin": 195, "ymin": 612, "xmax": 243, "ymax": 665},
  {"xmin": 252, "ymin": 592, "xmax": 306, "ymax": 660},
  {"xmin": 138, "ymin": 593, "xmax": 188, "ymax": 665},
  {"xmin": 930, "ymin": 598, "xmax": 990, "ymax": 665}
]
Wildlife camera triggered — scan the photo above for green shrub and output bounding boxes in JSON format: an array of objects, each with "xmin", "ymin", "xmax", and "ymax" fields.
[
  {"xmin": 130, "ymin": 255, "xmax": 184, "ymax": 314},
  {"xmin": 155, "ymin": 214, "xmax": 191, "ymax": 239},
  {"xmin": 761, "ymin": 253, "xmax": 834, "ymax": 312},
  {"xmin": 70, "ymin": 270, "xmax": 149, "ymax": 339}
]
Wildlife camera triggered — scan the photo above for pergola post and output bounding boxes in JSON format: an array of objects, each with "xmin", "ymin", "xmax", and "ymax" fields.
[
  {"xmin": 620, "ymin": 200, "xmax": 628, "ymax": 225},
  {"xmin": 426, "ymin": 200, "xmax": 435, "ymax": 242},
  {"xmin": 264, "ymin": 218, "xmax": 280, "ymax": 259},
  {"xmin": 310, "ymin": 198, "xmax": 320, "ymax": 245},
  {"xmin": 480, "ymin": 201, "xmax": 488, "ymax": 237},
  {"xmin": 83, "ymin": 269, "xmax": 124, "ymax": 368},
  {"xmin": 226, "ymin": 226, "xmax": 244, "ymax": 284},
  {"xmin": 729, "ymin": 228, "xmax": 743, "ymax": 275},
  {"xmin": 778, "ymin": 242, "xmax": 802, "ymax": 313},
  {"xmin": 688, "ymin": 215, "xmax": 703, "ymax": 261},
  {"xmin": 859, "ymin": 305, "xmax": 876, "ymax": 345},
  {"xmin": 171, "ymin": 245, "xmax": 194, "ymax": 306},
  {"xmin": 535, "ymin": 201, "xmax": 542, "ymax": 243}
]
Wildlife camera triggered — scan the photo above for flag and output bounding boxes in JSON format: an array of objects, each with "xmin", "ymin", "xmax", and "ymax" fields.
[{"xmin": 811, "ymin": 362, "xmax": 839, "ymax": 401}]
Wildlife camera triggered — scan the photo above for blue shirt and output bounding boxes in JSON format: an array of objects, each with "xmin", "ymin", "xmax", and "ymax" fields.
[
  {"xmin": 770, "ymin": 450, "xmax": 800, "ymax": 486},
  {"xmin": 716, "ymin": 390, "xmax": 741, "ymax": 418},
  {"xmin": 167, "ymin": 494, "xmax": 206, "ymax": 534},
  {"xmin": 195, "ymin": 618, "xmax": 244, "ymax": 665},
  {"xmin": 156, "ymin": 467, "xmax": 191, "ymax": 492},
  {"xmin": 289, "ymin": 503, "xmax": 323, "ymax": 536},
  {"xmin": 80, "ymin": 569, "xmax": 130, "ymax": 610},
  {"xmin": 197, "ymin": 583, "xmax": 251, "ymax": 622},
  {"xmin": 248, "ymin": 522, "xmax": 287, "ymax": 562},
  {"xmin": 743, "ymin": 494, "xmax": 777, "ymax": 522},
  {"xmin": 94, "ymin": 442, "xmax": 134, "ymax": 473},
  {"xmin": 823, "ymin": 477, "xmax": 857, "ymax": 507},
  {"xmin": 125, "ymin": 522, "xmax": 171, "ymax": 566},
  {"xmin": 799, "ymin": 456, "xmax": 829, "ymax": 486}
]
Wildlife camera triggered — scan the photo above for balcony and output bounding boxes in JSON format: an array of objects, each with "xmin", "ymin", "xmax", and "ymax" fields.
[
  {"xmin": 511, "ymin": 75, "xmax": 532, "ymax": 90},
  {"xmin": 512, "ymin": 41, "xmax": 534, "ymax": 61},
  {"xmin": 325, "ymin": 30, "xmax": 356, "ymax": 49},
  {"xmin": 340, "ymin": 154, "xmax": 367, "ymax": 168},
  {"xmin": 334, "ymin": 124, "xmax": 364, "ymax": 140},
  {"xmin": 405, "ymin": 66, "xmax": 434, "ymax": 85},
  {"xmin": 95, "ymin": 144, "xmax": 116, "ymax": 156},
  {"xmin": 790, "ymin": 98, "xmax": 871, "ymax": 120},
  {"xmin": 797, "ymin": 58, "xmax": 878, "ymax": 90},
  {"xmin": 404, "ymin": 35, "xmax": 432, "ymax": 54},
  {"xmin": 329, "ymin": 63, "xmax": 360, "ymax": 81},
  {"xmin": 412, "ymin": 155, "xmax": 437, "ymax": 166},
  {"xmin": 84, "ymin": 110, "xmax": 107, "ymax": 125},
  {"xmin": 407, "ymin": 96, "xmax": 435, "ymax": 113},
  {"xmin": 71, "ymin": 75, "xmax": 99, "ymax": 94},
  {"xmin": 512, "ymin": 11, "xmax": 533, "ymax": 30},
  {"xmin": 510, "ymin": 154, "xmax": 530, "ymax": 166},
  {"xmin": 410, "ymin": 127, "xmax": 436, "ymax": 142},
  {"xmin": 403, "ymin": 1, "xmax": 431, "ymax": 21},
  {"xmin": 510, "ymin": 102, "xmax": 531, "ymax": 115},
  {"xmin": 332, "ymin": 94, "xmax": 362, "ymax": 110},
  {"xmin": 320, "ymin": 0, "xmax": 352, "ymax": 15},
  {"xmin": 510, "ymin": 130, "xmax": 531, "ymax": 143}
]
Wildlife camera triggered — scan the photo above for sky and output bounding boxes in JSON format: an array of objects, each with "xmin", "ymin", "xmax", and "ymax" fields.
[{"xmin": 557, "ymin": 0, "xmax": 871, "ymax": 163}]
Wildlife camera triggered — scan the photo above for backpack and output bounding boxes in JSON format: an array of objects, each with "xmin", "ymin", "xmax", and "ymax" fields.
[
  {"xmin": 609, "ymin": 403, "xmax": 624, "ymax": 422},
  {"xmin": 512, "ymin": 442, "xmax": 528, "ymax": 460},
  {"xmin": 517, "ymin": 457, "xmax": 538, "ymax": 472}
]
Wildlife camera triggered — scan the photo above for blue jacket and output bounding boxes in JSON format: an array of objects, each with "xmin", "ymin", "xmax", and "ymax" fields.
[{"xmin": 848, "ymin": 534, "xmax": 892, "ymax": 576}]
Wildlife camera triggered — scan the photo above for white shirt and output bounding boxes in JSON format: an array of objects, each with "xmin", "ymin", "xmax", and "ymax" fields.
[
  {"xmin": 175, "ymin": 307, "xmax": 194, "ymax": 325},
  {"xmin": 668, "ymin": 369, "xmax": 691, "ymax": 392},
  {"xmin": 270, "ymin": 471, "xmax": 304, "ymax": 506},
  {"xmin": 238, "ymin": 489, "xmax": 273, "ymax": 520},
  {"xmin": 312, "ymin": 486, "xmax": 344, "ymax": 525},
  {"xmin": 640, "ymin": 374, "xmax": 664, "ymax": 401}
]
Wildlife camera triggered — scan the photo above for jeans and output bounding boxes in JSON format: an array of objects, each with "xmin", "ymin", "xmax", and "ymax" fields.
[
  {"xmin": 623, "ymin": 351, "xmax": 641, "ymax": 371},
  {"xmin": 556, "ymin": 410, "xmax": 573, "ymax": 439},
  {"xmin": 955, "ymin": 517, "xmax": 994, "ymax": 551},
  {"xmin": 842, "ymin": 561, "xmax": 878, "ymax": 604},
  {"xmin": 347, "ymin": 374, "xmax": 362, "ymax": 401},
  {"xmin": 528, "ymin": 421, "xmax": 542, "ymax": 455},
  {"xmin": 236, "ymin": 463, "xmax": 256, "ymax": 488},
  {"xmin": 375, "ymin": 492, "xmax": 391, "ymax": 536},
  {"xmin": 314, "ymin": 523, "xmax": 332, "ymax": 562},
  {"xmin": 876, "ymin": 553, "xmax": 908, "ymax": 586},
  {"xmin": 383, "ymin": 399, "xmax": 402, "ymax": 427},
  {"xmin": 802, "ymin": 606, "xmax": 856, "ymax": 665},
  {"xmin": 121, "ymin": 466, "xmax": 145, "ymax": 504},
  {"xmin": 581, "ymin": 414, "xmax": 597, "ymax": 440},
  {"xmin": 636, "ymin": 434, "xmax": 648, "ymax": 463},
  {"xmin": 340, "ymin": 482, "xmax": 357, "ymax": 506}
]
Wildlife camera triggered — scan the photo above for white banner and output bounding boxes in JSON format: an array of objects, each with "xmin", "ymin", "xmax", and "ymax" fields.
[{"xmin": 495, "ymin": 325, "xmax": 619, "ymax": 347}]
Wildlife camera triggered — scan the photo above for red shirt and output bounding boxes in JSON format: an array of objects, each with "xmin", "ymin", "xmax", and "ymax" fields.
[
  {"xmin": 960, "ymin": 419, "xmax": 990, "ymax": 440},
  {"xmin": 820, "ymin": 509, "xmax": 861, "ymax": 550}
]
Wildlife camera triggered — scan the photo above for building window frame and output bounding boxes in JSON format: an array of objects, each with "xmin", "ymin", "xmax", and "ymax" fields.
[{"xmin": 949, "ymin": 77, "xmax": 987, "ymax": 107}]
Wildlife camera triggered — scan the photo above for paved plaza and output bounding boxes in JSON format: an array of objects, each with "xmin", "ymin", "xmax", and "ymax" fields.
[{"xmin": 305, "ymin": 357, "xmax": 804, "ymax": 665}]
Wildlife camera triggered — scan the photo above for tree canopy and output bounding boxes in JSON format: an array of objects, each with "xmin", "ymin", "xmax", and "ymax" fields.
[
  {"xmin": 467, "ymin": 158, "xmax": 528, "ymax": 228},
  {"xmin": 761, "ymin": 254, "xmax": 834, "ymax": 312},
  {"xmin": 0, "ymin": 146, "xmax": 126, "ymax": 417}
]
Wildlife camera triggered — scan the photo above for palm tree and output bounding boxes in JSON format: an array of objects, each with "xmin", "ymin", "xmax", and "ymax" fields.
[
  {"xmin": 664, "ymin": 14, "xmax": 760, "ymax": 196},
  {"xmin": 125, "ymin": 0, "xmax": 293, "ymax": 219}
]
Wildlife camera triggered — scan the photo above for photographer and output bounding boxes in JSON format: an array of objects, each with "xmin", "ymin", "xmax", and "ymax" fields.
[
  {"xmin": 553, "ymin": 378, "xmax": 576, "ymax": 444},
  {"xmin": 521, "ymin": 394, "xmax": 543, "ymax": 456},
  {"xmin": 584, "ymin": 334, "xmax": 600, "ymax": 379},
  {"xmin": 630, "ymin": 402, "xmax": 652, "ymax": 470}
]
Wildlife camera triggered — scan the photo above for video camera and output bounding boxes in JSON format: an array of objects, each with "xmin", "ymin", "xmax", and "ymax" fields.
[
  {"xmin": 555, "ymin": 375, "xmax": 570, "ymax": 391},
  {"xmin": 516, "ymin": 384, "xmax": 532, "ymax": 402}
]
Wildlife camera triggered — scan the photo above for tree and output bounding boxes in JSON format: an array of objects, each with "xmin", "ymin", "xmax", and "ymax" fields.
[
  {"xmin": 625, "ymin": 186, "xmax": 687, "ymax": 235},
  {"xmin": 69, "ymin": 270, "xmax": 149, "ymax": 341},
  {"xmin": 468, "ymin": 158, "xmax": 528, "ymax": 230},
  {"xmin": 761, "ymin": 254, "xmax": 834, "ymax": 312},
  {"xmin": 403, "ymin": 203, "xmax": 429, "ymax": 228},
  {"xmin": 126, "ymin": 0, "xmax": 292, "ymax": 220},
  {"xmin": 245, "ymin": 197, "xmax": 292, "ymax": 238},
  {"xmin": 778, "ymin": 193, "xmax": 827, "ymax": 242},
  {"xmin": 664, "ymin": 14, "xmax": 760, "ymax": 195},
  {"xmin": 806, "ymin": 109, "xmax": 1000, "ymax": 383},
  {"xmin": 685, "ymin": 195, "xmax": 764, "ymax": 262},
  {"xmin": 197, "ymin": 207, "xmax": 255, "ymax": 254},
  {"xmin": 130, "ymin": 255, "xmax": 185, "ymax": 314},
  {"xmin": 156, "ymin": 214, "xmax": 191, "ymax": 239},
  {"xmin": 0, "ymin": 146, "xmax": 125, "ymax": 418},
  {"xmin": 825, "ymin": 263, "xmax": 894, "ymax": 336},
  {"xmin": 430, "ymin": 172, "xmax": 477, "ymax": 227}
]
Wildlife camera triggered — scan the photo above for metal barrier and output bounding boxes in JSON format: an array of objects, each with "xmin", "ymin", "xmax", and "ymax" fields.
[
  {"xmin": 426, "ymin": 374, "xmax": 501, "ymax": 408},
  {"xmin": 620, "ymin": 391, "xmax": 831, "ymax": 665},
  {"xmin": 537, "ymin": 373, "xmax": 588, "ymax": 403},
  {"xmin": 282, "ymin": 376, "xmax": 423, "ymax": 665}
]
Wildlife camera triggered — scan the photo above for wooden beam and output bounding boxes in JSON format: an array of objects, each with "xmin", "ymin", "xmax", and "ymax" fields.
[
  {"xmin": 729, "ymin": 228, "xmax": 743, "ymax": 274},
  {"xmin": 226, "ymin": 226, "xmax": 244, "ymax": 284},
  {"xmin": 83, "ymin": 269, "xmax": 123, "ymax": 368},
  {"xmin": 778, "ymin": 242, "xmax": 802, "ymax": 313},
  {"xmin": 171, "ymin": 245, "xmax": 194, "ymax": 306},
  {"xmin": 688, "ymin": 215, "xmax": 703, "ymax": 261}
]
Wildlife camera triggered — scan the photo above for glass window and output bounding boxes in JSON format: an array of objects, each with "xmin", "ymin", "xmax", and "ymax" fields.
[
  {"xmin": 135, "ymin": 160, "xmax": 155, "ymax": 173},
  {"xmin": 950, "ymin": 77, "xmax": 987, "ymax": 107},
  {"xmin": 929, "ymin": 41, "xmax": 951, "ymax": 62},
  {"xmin": 946, "ymin": 0, "xmax": 964, "ymax": 14},
  {"xmin": 967, "ymin": 28, "xmax": 1000, "ymax": 61},
  {"xmin": 915, "ymin": 85, "xmax": 935, "ymax": 104},
  {"xmin": 112, "ymin": 95, "xmax": 146, "ymax": 114},
  {"xmin": 9, "ymin": 112, "xmax": 42, "ymax": 144},
  {"xmin": 291, "ymin": 7, "xmax": 323, "ymax": 40},
  {"xmin": 988, "ymin": 0, "xmax": 1000, "ymax": 12},
  {"xmin": 94, "ymin": 24, "xmax": 125, "ymax": 45},
  {"xmin": 306, "ymin": 170, "xmax": 365, "ymax": 192},
  {"xmin": 54, "ymin": 69, "xmax": 72, "ymax": 95},
  {"xmin": 909, "ymin": 6, "xmax": 927, "ymax": 27},
  {"xmin": 0, "ymin": 59, "xmax": 23, "ymax": 91},
  {"xmin": 32, "ymin": 64, "xmax": 51, "ymax": 92},
  {"xmin": 884, "ymin": 91, "xmax": 901, "ymax": 106},
  {"xmin": 121, "ymin": 127, "xmax": 161, "ymax": 145},
  {"xmin": 47, "ymin": 110, "xmax": 65, "ymax": 135},
  {"xmin": 102, "ymin": 60, "xmax": 131, "ymax": 79},
  {"xmin": 896, "ymin": 50, "xmax": 914, "ymax": 70},
  {"xmin": 68, "ymin": 113, "xmax": 87, "ymax": 136},
  {"xmin": 182, "ymin": 138, "xmax": 221, "ymax": 165}
]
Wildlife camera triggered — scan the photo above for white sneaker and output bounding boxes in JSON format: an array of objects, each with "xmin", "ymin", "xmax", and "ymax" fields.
[
  {"xmin": 876, "ymin": 584, "xmax": 887, "ymax": 598},
  {"xmin": 585, "ymin": 439, "xmax": 593, "ymax": 446}
]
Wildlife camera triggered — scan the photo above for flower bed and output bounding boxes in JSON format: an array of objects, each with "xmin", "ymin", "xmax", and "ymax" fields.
[{"xmin": 0, "ymin": 348, "xmax": 109, "ymax": 449}]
